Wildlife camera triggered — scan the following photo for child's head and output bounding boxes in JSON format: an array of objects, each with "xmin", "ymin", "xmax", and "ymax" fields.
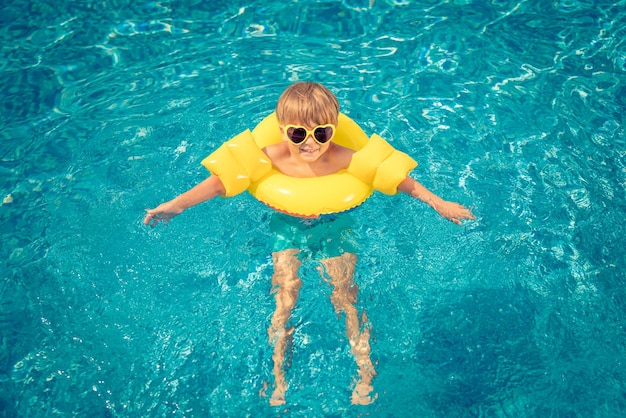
[{"xmin": 276, "ymin": 82, "xmax": 339, "ymax": 127}]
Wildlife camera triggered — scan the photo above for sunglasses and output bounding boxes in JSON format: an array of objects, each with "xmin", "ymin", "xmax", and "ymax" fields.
[{"xmin": 282, "ymin": 124, "xmax": 336, "ymax": 145}]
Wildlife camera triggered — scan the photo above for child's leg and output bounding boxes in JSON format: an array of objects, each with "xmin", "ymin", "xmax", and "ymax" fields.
[
  {"xmin": 319, "ymin": 252, "xmax": 377, "ymax": 405},
  {"xmin": 268, "ymin": 249, "xmax": 302, "ymax": 406}
]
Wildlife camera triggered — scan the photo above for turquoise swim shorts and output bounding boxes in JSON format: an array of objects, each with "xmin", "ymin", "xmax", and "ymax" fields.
[{"xmin": 269, "ymin": 212, "xmax": 359, "ymax": 259}]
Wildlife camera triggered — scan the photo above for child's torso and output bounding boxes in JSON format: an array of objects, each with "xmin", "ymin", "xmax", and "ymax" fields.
[{"xmin": 263, "ymin": 142, "xmax": 355, "ymax": 178}]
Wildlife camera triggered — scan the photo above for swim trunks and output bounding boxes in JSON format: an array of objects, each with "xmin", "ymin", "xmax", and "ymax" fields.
[{"xmin": 269, "ymin": 212, "xmax": 359, "ymax": 259}]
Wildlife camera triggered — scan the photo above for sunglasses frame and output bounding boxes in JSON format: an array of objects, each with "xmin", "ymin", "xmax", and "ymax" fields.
[{"xmin": 281, "ymin": 124, "xmax": 336, "ymax": 145}]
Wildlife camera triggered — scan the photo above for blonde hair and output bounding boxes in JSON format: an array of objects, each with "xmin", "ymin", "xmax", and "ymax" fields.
[{"xmin": 275, "ymin": 82, "xmax": 339, "ymax": 126}]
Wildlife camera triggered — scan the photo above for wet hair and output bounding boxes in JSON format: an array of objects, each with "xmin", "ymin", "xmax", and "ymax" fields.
[{"xmin": 275, "ymin": 82, "xmax": 339, "ymax": 126}]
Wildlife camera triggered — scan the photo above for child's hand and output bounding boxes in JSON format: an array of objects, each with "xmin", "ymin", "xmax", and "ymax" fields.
[
  {"xmin": 434, "ymin": 201, "xmax": 476, "ymax": 225},
  {"xmin": 143, "ymin": 201, "xmax": 183, "ymax": 227}
]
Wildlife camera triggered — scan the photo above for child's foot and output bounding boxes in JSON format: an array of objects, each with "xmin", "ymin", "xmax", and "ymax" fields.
[
  {"xmin": 270, "ymin": 386, "xmax": 286, "ymax": 406},
  {"xmin": 351, "ymin": 381, "xmax": 376, "ymax": 405}
]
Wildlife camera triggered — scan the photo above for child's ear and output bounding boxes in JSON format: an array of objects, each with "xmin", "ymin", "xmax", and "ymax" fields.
[{"xmin": 279, "ymin": 126, "xmax": 288, "ymax": 141}]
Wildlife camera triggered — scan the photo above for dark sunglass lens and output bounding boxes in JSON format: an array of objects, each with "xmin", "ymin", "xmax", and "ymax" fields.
[
  {"xmin": 289, "ymin": 128, "xmax": 307, "ymax": 143},
  {"xmin": 314, "ymin": 127, "xmax": 332, "ymax": 143}
]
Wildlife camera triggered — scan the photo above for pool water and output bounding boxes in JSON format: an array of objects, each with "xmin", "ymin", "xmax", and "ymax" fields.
[{"xmin": 2, "ymin": 0, "xmax": 625, "ymax": 416}]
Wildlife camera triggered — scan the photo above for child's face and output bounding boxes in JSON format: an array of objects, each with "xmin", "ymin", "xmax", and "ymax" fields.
[{"xmin": 280, "ymin": 120, "xmax": 335, "ymax": 163}]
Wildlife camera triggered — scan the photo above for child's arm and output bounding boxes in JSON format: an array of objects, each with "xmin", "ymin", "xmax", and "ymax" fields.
[
  {"xmin": 144, "ymin": 175, "xmax": 226, "ymax": 227},
  {"xmin": 398, "ymin": 177, "xmax": 475, "ymax": 225}
]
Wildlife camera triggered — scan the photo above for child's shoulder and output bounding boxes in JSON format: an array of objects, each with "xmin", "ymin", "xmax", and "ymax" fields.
[
  {"xmin": 262, "ymin": 142, "xmax": 289, "ymax": 161},
  {"xmin": 331, "ymin": 142, "xmax": 355, "ymax": 155},
  {"xmin": 329, "ymin": 143, "xmax": 355, "ymax": 166}
]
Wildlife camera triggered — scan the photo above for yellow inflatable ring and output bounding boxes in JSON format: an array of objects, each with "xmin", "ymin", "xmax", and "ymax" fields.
[
  {"xmin": 248, "ymin": 113, "xmax": 373, "ymax": 218},
  {"xmin": 201, "ymin": 112, "xmax": 417, "ymax": 218}
]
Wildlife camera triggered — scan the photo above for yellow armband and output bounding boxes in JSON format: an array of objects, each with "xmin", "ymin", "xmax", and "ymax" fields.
[
  {"xmin": 347, "ymin": 134, "xmax": 418, "ymax": 195},
  {"xmin": 200, "ymin": 130, "xmax": 272, "ymax": 197}
]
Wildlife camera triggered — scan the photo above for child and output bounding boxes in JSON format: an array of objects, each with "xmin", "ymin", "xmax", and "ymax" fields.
[{"xmin": 144, "ymin": 82, "xmax": 475, "ymax": 405}]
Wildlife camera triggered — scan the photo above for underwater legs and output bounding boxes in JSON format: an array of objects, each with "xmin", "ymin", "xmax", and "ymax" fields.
[
  {"xmin": 320, "ymin": 252, "xmax": 377, "ymax": 405},
  {"xmin": 268, "ymin": 249, "xmax": 302, "ymax": 406}
]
